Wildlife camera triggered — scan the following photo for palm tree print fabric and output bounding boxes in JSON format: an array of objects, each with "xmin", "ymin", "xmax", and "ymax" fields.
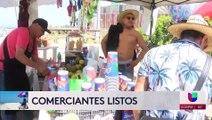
[{"xmin": 138, "ymin": 39, "xmax": 212, "ymax": 119}]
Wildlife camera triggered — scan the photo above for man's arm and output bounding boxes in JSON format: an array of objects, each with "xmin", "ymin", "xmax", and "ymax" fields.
[
  {"xmin": 32, "ymin": 55, "xmax": 50, "ymax": 76},
  {"xmin": 16, "ymin": 46, "xmax": 50, "ymax": 76},
  {"xmin": 133, "ymin": 76, "xmax": 148, "ymax": 120},
  {"xmin": 135, "ymin": 31, "xmax": 149, "ymax": 64},
  {"xmin": 101, "ymin": 34, "xmax": 108, "ymax": 58},
  {"xmin": 32, "ymin": 55, "xmax": 44, "ymax": 64},
  {"xmin": 15, "ymin": 46, "xmax": 37, "ymax": 68},
  {"xmin": 31, "ymin": 39, "xmax": 47, "ymax": 67},
  {"xmin": 32, "ymin": 55, "xmax": 46, "ymax": 67},
  {"xmin": 128, "ymin": 31, "xmax": 149, "ymax": 69},
  {"xmin": 135, "ymin": 76, "xmax": 148, "ymax": 92}
]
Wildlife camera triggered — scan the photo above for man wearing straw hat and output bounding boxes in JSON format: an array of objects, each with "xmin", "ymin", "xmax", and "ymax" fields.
[
  {"xmin": 101, "ymin": 9, "xmax": 149, "ymax": 80},
  {"xmin": 134, "ymin": 2, "xmax": 212, "ymax": 120},
  {"xmin": 101, "ymin": 9, "xmax": 149, "ymax": 120}
]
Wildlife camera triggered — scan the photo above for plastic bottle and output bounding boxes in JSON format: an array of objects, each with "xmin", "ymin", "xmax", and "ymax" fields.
[
  {"xmin": 82, "ymin": 46, "xmax": 88, "ymax": 65},
  {"xmin": 57, "ymin": 52, "xmax": 62, "ymax": 66}
]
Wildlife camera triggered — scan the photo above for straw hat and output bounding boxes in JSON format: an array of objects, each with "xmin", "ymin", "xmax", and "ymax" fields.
[
  {"xmin": 117, "ymin": 9, "xmax": 139, "ymax": 23},
  {"xmin": 168, "ymin": 1, "xmax": 212, "ymax": 52}
]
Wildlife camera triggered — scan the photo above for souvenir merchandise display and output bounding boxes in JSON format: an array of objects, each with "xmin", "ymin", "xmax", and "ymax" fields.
[
  {"xmin": 45, "ymin": 50, "xmax": 136, "ymax": 92},
  {"xmin": 44, "ymin": 50, "xmax": 136, "ymax": 119}
]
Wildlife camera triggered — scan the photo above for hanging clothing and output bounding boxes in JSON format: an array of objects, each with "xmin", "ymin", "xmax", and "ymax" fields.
[
  {"xmin": 77, "ymin": 0, "xmax": 82, "ymax": 10},
  {"xmin": 18, "ymin": 0, "xmax": 29, "ymax": 27},
  {"xmin": 67, "ymin": 0, "xmax": 73, "ymax": 17},
  {"xmin": 57, "ymin": 0, "xmax": 62, "ymax": 8}
]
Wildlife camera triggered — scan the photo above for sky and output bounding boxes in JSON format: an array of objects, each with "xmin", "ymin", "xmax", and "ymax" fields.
[
  {"xmin": 0, "ymin": 0, "xmax": 76, "ymax": 28},
  {"xmin": 0, "ymin": 7, "xmax": 19, "ymax": 28},
  {"xmin": 0, "ymin": 1, "xmax": 113, "ymax": 28},
  {"xmin": 0, "ymin": 91, "xmax": 25, "ymax": 103},
  {"xmin": 39, "ymin": 0, "xmax": 72, "ymax": 27}
]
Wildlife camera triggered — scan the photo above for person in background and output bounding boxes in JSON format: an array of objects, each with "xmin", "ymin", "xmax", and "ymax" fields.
[
  {"xmin": 0, "ymin": 18, "xmax": 51, "ymax": 120},
  {"xmin": 134, "ymin": 2, "xmax": 212, "ymax": 120},
  {"xmin": 101, "ymin": 9, "xmax": 149, "ymax": 80},
  {"xmin": 20, "ymin": 98, "xmax": 28, "ymax": 109},
  {"xmin": 101, "ymin": 9, "xmax": 149, "ymax": 120}
]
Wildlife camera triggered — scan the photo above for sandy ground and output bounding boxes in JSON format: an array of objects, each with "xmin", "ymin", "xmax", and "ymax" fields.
[{"xmin": 0, "ymin": 103, "xmax": 25, "ymax": 110}]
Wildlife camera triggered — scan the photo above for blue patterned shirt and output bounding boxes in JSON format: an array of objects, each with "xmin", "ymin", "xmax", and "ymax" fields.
[{"xmin": 138, "ymin": 39, "xmax": 212, "ymax": 119}]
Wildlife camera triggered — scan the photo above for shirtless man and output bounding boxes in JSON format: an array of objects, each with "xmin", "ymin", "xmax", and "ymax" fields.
[{"xmin": 101, "ymin": 9, "xmax": 149, "ymax": 79}]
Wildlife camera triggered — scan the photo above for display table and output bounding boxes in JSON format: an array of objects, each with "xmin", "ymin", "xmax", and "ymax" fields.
[{"xmin": 38, "ymin": 46, "xmax": 58, "ymax": 61}]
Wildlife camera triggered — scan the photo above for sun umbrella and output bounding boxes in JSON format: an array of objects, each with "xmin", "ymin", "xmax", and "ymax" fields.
[
  {"xmin": 169, "ymin": 4, "xmax": 192, "ymax": 23},
  {"xmin": 17, "ymin": 91, "xmax": 28, "ymax": 98}
]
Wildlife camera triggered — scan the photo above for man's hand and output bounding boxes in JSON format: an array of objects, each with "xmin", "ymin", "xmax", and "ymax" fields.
[
  {"xmin": 133, "ymin": 110, "xmax": 140, "ymax": 120},
  {"xmin": 38, "ymin": 66, "xmax": 50, "ymax": 76},
  {"xmin": 37, "ymin": 61, "xmax": 50, "ymax": 76},
  {"xmin": 133, "ymin": 76, "xmax": 148, "ymax": 120}
]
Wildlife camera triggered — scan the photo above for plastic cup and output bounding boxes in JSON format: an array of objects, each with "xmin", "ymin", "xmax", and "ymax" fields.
[
  {"xmin": 94, "ymin": 78, "xmax": 105, "ymax": 91},
  {"xmin": 83, "ymin": 66, "xmax": 96, "ymax": 82},
  {"xmin": 127, "ymin": 82, "xmax": 135, "ymax": 91},
  {"xmin": 48, "ymin": 67, "xmax": 57, "ymax": 91},
  {"xmin": 105, "ymin": 76, "xmax": 119, "ymax": 91},
  {"xmin": 106, "ymin": 52, "xmax": 118, "ymax": 77},
  {"xmin": 57, "ymin": 70, "xmax": 69, "ymax": 91},
  {"xmin": 68, "ymin": 79, "xmax": 84, "ymax": 91},
  {"xmin": 119, "ymin": 75, "xmax": 131, "ymax": 91},
  {"xmin": 48, "ymin": 79, "xmax": 57, "ymax": 91},
  {"xmin": 81, "ymin": 82, "xmax": 92, "ymax": 91}
]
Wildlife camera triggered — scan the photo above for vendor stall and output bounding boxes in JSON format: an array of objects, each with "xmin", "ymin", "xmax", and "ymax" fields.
[
  {"xmin": 65, "ymin": 32, "xmax": 85, "ymax": 64},
  {"xmin": 40, "ymin": 49, "xmax": 136, "ymax": 119},
  {"xmin": 38, "ymin": 46, "xmax": 58, "ymax": 61}
]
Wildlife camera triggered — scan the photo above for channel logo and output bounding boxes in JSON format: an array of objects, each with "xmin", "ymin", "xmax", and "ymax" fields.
[
  {"xmin": 188, "ymin": 92, "xmax": 198, "ymax": 102},
  {"xmin": 180, "ymin": 91, "xmax": 206, "ymax": 110}
]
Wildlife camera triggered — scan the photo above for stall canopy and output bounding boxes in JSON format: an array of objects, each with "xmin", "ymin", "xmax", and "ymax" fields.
[
  {"xmin": 103, "ymin": 0, "xmax": 210, "ymax": 9},
  {"xmin": 104, "ymin": 0, "xmax": 211, "ymax": 41}
]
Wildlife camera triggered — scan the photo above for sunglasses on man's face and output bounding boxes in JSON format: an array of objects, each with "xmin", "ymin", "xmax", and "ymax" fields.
[{"xmin": 126, "ymin": 16, "xmax": 135, "ymax": 20}]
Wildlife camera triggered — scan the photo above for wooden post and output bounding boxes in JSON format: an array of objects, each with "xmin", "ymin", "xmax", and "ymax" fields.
[{"xmin": 28, "ymin": 0, "xmax": 38, "ymax": 24}]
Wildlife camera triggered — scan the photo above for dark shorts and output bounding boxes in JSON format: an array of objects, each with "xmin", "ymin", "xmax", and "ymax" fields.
[{"xmin": 118, "ymin": 64, "xmax": 134, "ymax": 80}]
